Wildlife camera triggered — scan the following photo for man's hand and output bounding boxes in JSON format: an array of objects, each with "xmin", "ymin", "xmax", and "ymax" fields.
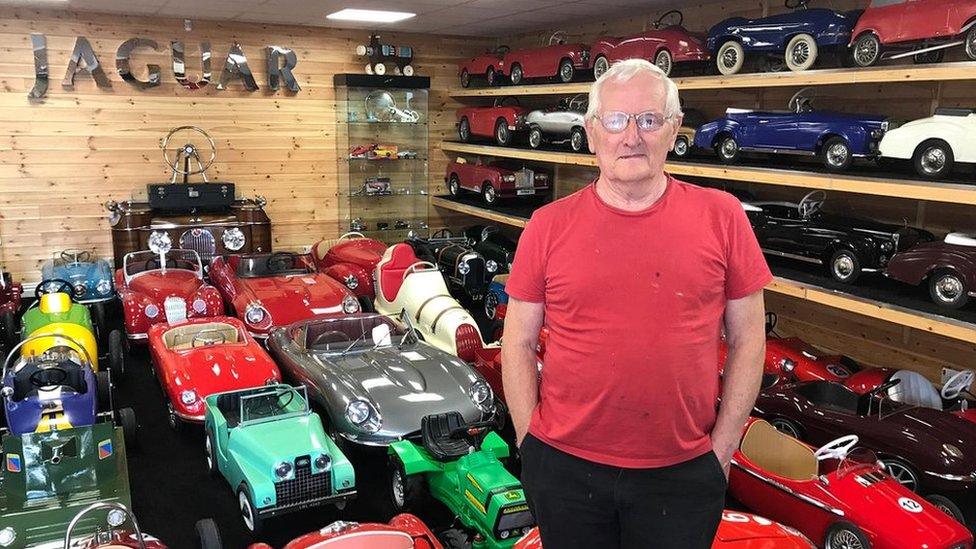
[
  {"xmin": 501, "ymin": 297, "xmax": 545, "ymax": 447},
  {"xmin": 711, "ymin": 431, "xmax": 738, "ymax": 478}
]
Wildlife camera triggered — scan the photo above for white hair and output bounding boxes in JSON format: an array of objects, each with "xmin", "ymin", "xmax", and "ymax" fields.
[{"xmin": 585, "ymin": 58, "xmax": 682, "ymax": 122}]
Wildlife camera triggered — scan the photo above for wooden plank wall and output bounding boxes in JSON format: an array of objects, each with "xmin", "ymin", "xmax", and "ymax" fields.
[
  {"xmin": 479, "ymin": 0, "xmax": 976, "ymax": 377},
  {"xmin": 0, "ymin": 8, "xmax": 491, "ymax": 280}
]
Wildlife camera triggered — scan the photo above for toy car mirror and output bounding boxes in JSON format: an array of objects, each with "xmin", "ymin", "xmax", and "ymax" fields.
[{"xmin": 372, "ymin": 323, "xmax": 392, "ymax": 347}]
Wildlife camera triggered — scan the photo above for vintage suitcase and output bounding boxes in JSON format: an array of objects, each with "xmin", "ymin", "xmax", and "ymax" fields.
[{"xmin": 147, "ymin": 182, "xmax": 236, "ymax": 212}]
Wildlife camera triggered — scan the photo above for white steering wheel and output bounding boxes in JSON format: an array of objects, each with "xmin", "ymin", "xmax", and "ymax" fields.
[
  {"xmin": 403, "ymin": 261, "xmax": 437, "ymax": 281},
  {"xmin": 942, "ymin": 369, "xmax": 975, "ymax": 400},
  {"xmin": 814, "ymin": 435, "xmax": 859, "ymax": 461},
  {"xmin": 338, "ymin": 232, "xmax": 365, "ymax": 240}
]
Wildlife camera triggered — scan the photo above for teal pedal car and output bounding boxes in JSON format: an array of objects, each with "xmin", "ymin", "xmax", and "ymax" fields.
[
  {"xmin": 389, "ymin": 412, "xmax": 535, "ymax": 549},
  {"xmin": 203, "ymin": 384, "xmax": 357, "ymax": 534}
]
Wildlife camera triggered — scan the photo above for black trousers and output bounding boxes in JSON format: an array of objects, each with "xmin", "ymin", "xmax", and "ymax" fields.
[{"xmin": 520, "ymin": 434, "xmax": 726, "ymax": 549}]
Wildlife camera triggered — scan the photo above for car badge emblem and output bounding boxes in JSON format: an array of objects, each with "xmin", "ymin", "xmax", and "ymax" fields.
[
  {"xmin": 6, "ymin": 453, "xmax": 21, "ymax": 473},
  {"xmin": 898, "ymin": 497, "xmax": 922, "ymax": 513},
  {"xmin": 98, "ymin": 439, "xmax": 113, "ymax": 460},
  {"xmin": 504, "ymin": 491, "xmax": 521, "ymax": 501},
  {"xmin": 297, "ymin": 457, "xmax": 309, "ymax": 467},
  {"xmin": 192, "ymin": 228, "xmax": 203, "ymax": 237}
]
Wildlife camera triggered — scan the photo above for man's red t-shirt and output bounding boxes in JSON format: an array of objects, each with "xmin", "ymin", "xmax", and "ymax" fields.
[{"xmin": 505, "ymin": 177, "xmax": 772, "ymax": 468}]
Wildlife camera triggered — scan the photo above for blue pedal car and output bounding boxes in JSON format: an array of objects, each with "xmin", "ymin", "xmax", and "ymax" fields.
[
  {"xmin": 706, "ymin": 0, "xmax": 861, "ymax": 74},
  {"xmin": 41, "ymin": 249, "xmax": 115, "ymax": 340},
  {"xmin": 694, "ymin": 89, "xmax": 887, "ymax": 172}
]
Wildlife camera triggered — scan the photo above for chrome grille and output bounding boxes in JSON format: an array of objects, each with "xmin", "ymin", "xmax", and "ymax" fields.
[
  {"xmin": 274, "ymin": 456, "xmax": 332, "ymax": 509},
  {"xmin": 179, "ymin": 229, "xmax": 217, "ymax": 261},
  {"xmin": 515, "ymin": 169, "xmax": 534, "ymax": 189}
]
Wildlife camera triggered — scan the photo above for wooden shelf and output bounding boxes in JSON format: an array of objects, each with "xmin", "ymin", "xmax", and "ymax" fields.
[
  {"xmin": 431, "ymin": 196, "xmax": 528, "ymax": 228},
  {"xmin": 440, "ymin": 142, "xmax": 976, "ymax": 206},
  {"xmin": 449, "ymin": 61, "xmax": 976, "ymax": 97}
]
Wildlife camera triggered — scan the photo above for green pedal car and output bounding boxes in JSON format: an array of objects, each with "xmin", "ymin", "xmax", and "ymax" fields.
[
  {"xmin": 203, "ymin": 384, "xmax": 357, "ymax": 534},
  {"xmin": 389, "ymin": 412, "xmax": 536, "ymax": 549}
]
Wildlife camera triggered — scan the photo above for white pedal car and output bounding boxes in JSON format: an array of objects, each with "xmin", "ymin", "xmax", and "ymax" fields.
[{"xmin": 879, "ymin": 107, "xmax": 976, "ymax": 180}]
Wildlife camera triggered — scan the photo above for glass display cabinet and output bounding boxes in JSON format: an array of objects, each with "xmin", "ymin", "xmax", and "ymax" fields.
[{"xmin": 334, "ymin": 74, "xmax": 430, "ymax": 242}]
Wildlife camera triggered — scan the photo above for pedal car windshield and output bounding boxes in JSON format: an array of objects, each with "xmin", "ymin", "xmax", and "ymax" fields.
[
  {"xmin": 235, "ymin": 252, "xmax": 314, "ymax": 278},
  {"xmin": 239, "ymin": 385, "xmax": 309, "ymax": 426},
  {"xmin": 300, "ymin": 313, "xmax": 419, "ymax": 354},
  {"xmin": 123, "ymin": 250, "xmax": 202, "ymax": 279},
  {"xmin": 836, "ymin": 447, "xmax": 881, "ymax": 479}
]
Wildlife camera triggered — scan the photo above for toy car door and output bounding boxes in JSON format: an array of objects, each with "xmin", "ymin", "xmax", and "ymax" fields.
[
  {"xmin": 471, "ymin": 109, "xmax": 494, "ymax": 137},
  {"xmin": 615, "ymin": 35, "xmax": 647, "ymax": 61},
  {"xmin": 755, "ymin": 113, "xmax": 799, "ymax": 150},
  {"xmin": 899, "ymin": 0, "xmax": 951, "ymax": 42}
]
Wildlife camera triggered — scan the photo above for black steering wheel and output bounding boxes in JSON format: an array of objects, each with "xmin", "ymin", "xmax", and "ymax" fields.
[
  {"xmin": 448, "ymin": 418, "xmax": 501, "ymax": 442},
  {"xmin": 495, "ymin": 96, "xmax": 521, "ymax": 108},
  {"xmin": 29, "ymin": 366, "xmax": 69, "ymax": 390},
  {"xmin": 431, "ymin": 229, "xmax": 454, "ymax": 239},
  {"xmin": 266, "ymin": 252, "xmax": 297, "ymax": 273},
  {"xmin": 250, "ymin": 387, "xmax": 295, "ymax": 417},
  {"xmin": 35, "ymin": 279, "xmax": 73, "ymax": 300},
  {"xmin": 311, "ymin": 331, "xmax": 351, "ymax": 348},
  {"xmin": 60, "ymin": 249, "xmax": 92, "ymax": 264},
  {"xmin": 785, "ymin": 0, "xmax": 808, "ymax": 9},
  {"xmin": 765, "ymin": 312, "xmax": 778, "ymax": 335},
  {"xmin": 653, "ymin": 9, "xmax": 683, "ymax": 29}
]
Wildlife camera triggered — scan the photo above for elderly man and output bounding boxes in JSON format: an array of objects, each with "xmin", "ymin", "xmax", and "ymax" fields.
[{"xmin": 501, "ymin": 58, "xmax": 770, "ymax": 548}]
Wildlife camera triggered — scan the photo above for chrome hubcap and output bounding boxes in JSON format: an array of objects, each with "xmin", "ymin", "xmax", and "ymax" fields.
[
  {"xmin": 240, "ymin": 492, "xmax": 254, "ymax": 531},
  {"xmin": 791, "ymin": 42, "xmax": 810, "ymax": 65},
  {"xmin": 571, "ymin": 132, "xmax": 583, "ymax": 150},
  {"xmin": 827, "ymin": 143, "xmax": 849, "ymax": 166},
  {"xmin": 460, "ymin": 121, "xmax": 469, "ymax": 140},
  {"xmin": 921, "ymin": 147, "xmax": 946, "ymax": 173},
  {"xmin": 935, "ymin": 275, "xmax": 963, "ymax": 302},
  {"xmin": 461, "ymin": 71, "xmax": 469, "ymax": 86},
  {"xmin": 721, "ymin": 47, "xmax": 738, "ymax": 69},
  {"xmin": 496, "ymin": 125, "xmax": 508, "ymax": 143},
  {"xmin": 485, "ymin": 186, "xmax": 496, "ymax": 203},
  {"xmin": 856, "ymin": 38, "xmax": 878, "ymax": 65},
  {"xmin": 529, "ymin": 130, "xmax": 541, "ymax": 148},
  {"xmin": 882, "ymin": 461, "xmax": 918, "ymax": 491},
  {"xmin": 512, "ymin": 66, "xmax": 521, "ymax": 83},
  {"xmin": 595, "ymin": 58, "xmax": 608, "ymax": 78},
  {"xmin": 674, "ymin": 139, "xmax": 688, "ymax": 155},
  {"xmin": 656, "ymin": 52, "xmax": 671, "ymax": 74},
  {"xmin": 968, "ymin": 29, "xmax": 976, "ymax": 57},
  {"xmin": 828, "ymin": 530, "xmax": 864, "ymax": 549},
  {"xmin": 560, "ymin": 64, "xmax": 572, "ymax": 81},
  {"xmin": 721, "ymin": 139, "xmax": 737, "ymax": 157},
  {"xmin": 833, "ymin": 255, "xmax": 855, "ymax": 278},
  {"xmin": 450, "ymin": 179, "xmax": 459, "ymax": 195}
]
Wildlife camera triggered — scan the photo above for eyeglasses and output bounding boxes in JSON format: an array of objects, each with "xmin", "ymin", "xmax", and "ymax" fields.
[{"xmin": 597, "ymin": 110, "xmax": 673, "ymax": 133}]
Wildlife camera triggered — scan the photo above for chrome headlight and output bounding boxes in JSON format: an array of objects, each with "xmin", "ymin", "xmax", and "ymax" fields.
[
  {"xmin": 343, "ymin": 274, "xmax": 359, "ymax": 290},
  {"xmin": 779, "ymin": 358, "xmax": 796, "ymax": 373},
  {"xmin": 222, "ymin": 227, "xmax": 246, "ymax": 251},
  {"xmin": 148, "ymin": 231, "xmax": 172, "ymax": 255},
  {"xmin": 245, "ymin": 303, "xmax": 267, "ymax": 325},
  {"xmin": 943, "ymin": 443, "xmax": 964, "ymax": 459},
  {"xmin": 486, "ymin": 260, "xmax": 499, "ymax": 273},
  {"xmin": 96, "ymin": 280, "xmax": 112, "ymax": 295},
  {"xmin": 73, "ymin": 283, "xmax": 87, "ymax": 297},
  {"xmin": 192, "ymin": 298, "xmax": 207, "ymax": 314},
  {"xmin": 346, "ymin": 400, "xmax": 371, "ymax": 425},
  {"xmin": 468, "ymin": 380, "xmax": 494, "ymax": 413},
  {"xmin": 0, "ymin": 527, "xmax": 15, "ymax": 547},
  {"xmin": 181, "ymin": 390, "xmax": 197, "ymax": 405},
  {"xmin": 881, "ymin": 120, "xmax": 889, "ymax": 132},
  {"xmin": 274, "ymin": 461, "xmax": 293, "ymax": 479},
  {"xmin": 870, "ymin": 129, "xmax": 884, "ymax": 139},
  {"xmin": 881, "ymin": 241, "xmax": 894, "ymax": 253},
  {"xmin": 144, "ymin": 303, "xmax": 160, "ymax": 319},
  {"xmin": 503, "ymin": 175, "xmax": 516, "ymax": 182},
  {"xmin": 458, "ymin": 262, "xmax": 471, "ymax": 275},
  {"xmin": 106, "ymin": 508, "xmax": 126, "ymax": 528},
  {"xmin": 342, "ymin": 295, "xmax": 360, "ymax": 314},
  {"xmin": 315, "ymin": 454, "xmax": 332, "ymax": 470}
]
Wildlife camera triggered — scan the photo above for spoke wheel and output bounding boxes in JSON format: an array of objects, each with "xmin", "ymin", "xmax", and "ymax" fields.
[
  {"xmin": 460, "ymin": 69, "xmax": 470, "ymax": 88},
  {"xmin": 570, "ymin": 128, "xmax": 586, "ymax": 152},
  {"xmin": 495, "ymin": 121, "xmax": 511, "ymax": 146},
  {"xmin": 769, "ymin": 418, "xmax": 802, "ymax": 439},
  {"xmin": 593, "ymin": 56, "xmax": 609, "ymax": 79},
  {"xmin": 823, "ymin": 137, "xmax": 852, "ymax": 171},
  {"xmin": 967, "ymin": 26, "xmax": 976, "ymax": 60},
  {"xmin": 717, "ymin": 41, "xmax": 744, "ymax": 75},
  {"xmin": 785, "ymin": 34, "xmax": 818, "ymax": 72},
  {"xmin": 880, "ymin": 458, "xmax": 919, "ymax": 492},
  {"xmin": 852, "ymin": 34, "xmax": 880, "ymax": 67},
  {"xmin": 528, "ymin": 127, "xmax": 543, "ymax": 149},
  {"xmin": 655, "ymin": 50, "xmax": 672, "ymax": 76},
  {"xmin": 483, "ymin": 184, "xmax": 497, "ymax": 205},
  {"xmin": 558, "ymin": 59, "xmax": 574, "ymax": 82}
]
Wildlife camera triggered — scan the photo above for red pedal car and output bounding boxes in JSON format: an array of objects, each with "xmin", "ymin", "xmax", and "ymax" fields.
[
  {"xmin": 473, "ymin": 327, "xmax": 547, "ymax": 403},
  {"xmin": 246, "ymin": 514, "xmax": 442, "ymax": 549},
  {"xmin": 457, "ymin": 97, "xmax": 531, "ymax": 147},
  {"xmin": 498, "ymin": 32, "xmax": 590, "ymax": 85},
  {"xmin": 446, "ymin": 158, "xmax": 551, "ymax": 205},
  {"xmin": 458, "ymin": 46, "xmax": 509, "ymax": 88},
  {"xmin": 311, "ymin": 232, "xmax": 388, "ymax": 311},
  {"xmin": 850, "ymin": 0, "xmax": 976, "ymax": 67},
  {"xmin": 115, "ymin": 241, "xmax": 224, "ymax": 343},
  {"xmin": 590, "ymin": 10, "xmax": 709, "ymax": 78},
  {"xmin": 147, "ymin": 316, "xmax": 281, "ymax": 431},
  {"xmin": 729, "ymin": 418, "xmax": 973, "ymax": 549},
  {"xmin": 209, "ymin": 252, "xmax": 360, "ymax": 340}
]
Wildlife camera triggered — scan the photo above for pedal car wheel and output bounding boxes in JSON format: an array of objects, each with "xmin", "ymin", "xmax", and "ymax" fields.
[
  {"xmin": 510, "ymin": 64, "xmax": 523, "ymax": 86},
  {"xmin": 167, "ymin": 401, "xmax": 183, "ymax": 432},
  {"xmin": 449, "ymin": 174, "xmax": 462, "ymax": 196},
  {"xmin": 769, "ymin": 417, "xmax": 802, "ymax": 439},
  {"xmin": 96, "ymin": 370, "xmax": 112, "ymax": 411},
  {"xmin": 851, "ymin": 33, "xmax": 881, "ymax": 67},
  {"xmin": 495, "ymin": 120, "xmax": 512, "ymax": 146},
  {"xmin": 458, "ymin": 117, "xmax": 471, "ymax": 142},
  {"xmin": 403, "ymin": 65, "xmax": 414, "ymax": 77},
  {"xmin": 925, "ymin": 494, "xmax": 966, "ymax": 523},
  {"xmin": 195, "ymin": 518, "xmax": 223, "ymax": 549},
  {"xmin": 389, "ymin": 456, "xmax": 426, "ymax": 511},
  {"xmin": 654, "ymin": 49, "xmax": 672, "ymax": 76},
  {"xmin": 374, "ymin": 63, "xmax": 386, "ymax": 76},
  {"xmin": 109, "ymin": 329, "xmax": 125, "ymax": 381},
  {"xmin": 438, "ymin": 528, "xmax": 470, "ymax": 549},
  {"xmin": 593, "ymin": 55, "xmax": 609, "ymax": 79},
  {"xmin": 364, "ymin": 63, "xmax": 373, "ymax": 75},
  {"xmin": 570, "ymin": 127, "xmax": 586, "ymax": 152},
  {"xmin": 460, "ymin": 69, "xmax": 470, "ymax": 88},
  {"xmin": 0, "ymin": 310, "xmax": 15, "ymax": 353},
  {"xmin": 822, "ymin": 136, "xmax": 852, "ymax": 172},
  {"xmin": 716, "ymin": 41, "xmax": 745, "ymax": 75},
  {"xmin": 91, "ymin": 301, "xmax": 107, "ymax": 345},
  {"xmin": 824, "ymin": 521, "xmax": 869, "ymax": 549},
  {"xmin": 483, "ymin": 183, "xmax": 498, "ymax": 205},
  {"xmin": 715, "ymin": 135, "xmax": 739, "ymax": 164},
  {"xmin": 558, "ymin": 59, "xmax": 574, "ymax": 83},
  {"xmin": 486, "ymin": 67, "xmax": 496, "ymax": 86},
  {"xmin": 238, "ymin": 485, "xmax": 263, "ymax": 533},
  {"xmin": 928, "ymin": 270, "xmax": 969, "ymax": 309},
  {"xmin": 912, "ymin": 139, "xmax": 954, "ymax": 180},
  {"xmin": 205, "ymin": 430, "xmax": 219, "ymax": 477},
  {"xmin": 528, "ymin": 127, "xmax": 543, "ymax": 149},
  {"xmin": 785, "ymin": 34, "xmax": 818, "ymax": 72},
  {"xmin": 879, "ymin": 458, "xmax": 919, "ymax": 492},
  {"xmin": 672, "ymin": 136, "xmax": 690, "ymax": 158},
  {"xmin": 967, "ymin": 26, "xmax": 976, "ymax": 60},
  {"xmin": 355, "ymin": 45, "xmax": 367, "ymax": 56},
  {"xmin": 913, "ymin": 49, "xmax": 944, "ymax": 64},
  {"xmin": 118, "ymin": 407, "xmax": 138, "ymax": 450},
  {"xmin": 828, "ymin": 249, "xmax": 861, "ymax": 284}
]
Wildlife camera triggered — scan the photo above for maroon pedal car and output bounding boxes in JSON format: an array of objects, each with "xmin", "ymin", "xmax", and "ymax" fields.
[
  {"xmin": 457, "ymin": 97, "xmax": 531, "ymax": 147},
  {"xmin": 458, "ymin": 46, "xmax": 510, "ymax": 88},
  {"xmin": 590, "ymin": 10, "xmax": 709, "ymax": 78},
  {"xmin": 446, "ymin": 158, "xmax": 551, "ymax": 205},
  {"xmin": 311, "ymin": 232, "xmax": 388, "ymax": 311},
  {"xmin": 884, "ymin": 232, "xmax": 976, "ymax": 309},
  {"xmin": 209, "ymin": 252, "xmax": 361, "ymax": 340},
  {"xmin": 498, "ymin": 31, "xmax": 590, "ymax": 85}
]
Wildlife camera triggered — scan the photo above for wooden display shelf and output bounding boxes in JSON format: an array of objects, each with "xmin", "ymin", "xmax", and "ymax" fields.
[
  {"xmin": 449, "ymin": 61, "xmax": 976, "ymax": 97},
  {"xmin": 440, "ymin": 142, "xmax": 976, "ymax": 205},
  {"xmin": 431, "ymin": 196, "xmax": 529, "ymax": 227}
]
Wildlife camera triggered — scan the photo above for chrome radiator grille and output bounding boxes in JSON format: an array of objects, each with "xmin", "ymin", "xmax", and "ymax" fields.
[
  {"xmin": 274, "ymin": 456, "xmax": 332, "ymax": 509},
  {"xmin": 179, "ymin": 229, "xmax": 217, "ymax": 261},
  {"xmin": 515, "ymin": 169, "xmax": 534, "ymax": 189}
]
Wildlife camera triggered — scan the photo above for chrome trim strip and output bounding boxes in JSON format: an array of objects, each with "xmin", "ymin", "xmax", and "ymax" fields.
[
  {"xmin": 761, "ymin": 249, "xmax": 822, "ymax": 264},
  {"xmin": 731, "ymin": 460, "xmax": 845, "ymax": 517},
  {"xmin": 739, "ymin": 147, "xmax": 816, "ymax": 157},
  {"xmin": 127, "ymin": 333, "xmax": 148, "ymax": 340}
]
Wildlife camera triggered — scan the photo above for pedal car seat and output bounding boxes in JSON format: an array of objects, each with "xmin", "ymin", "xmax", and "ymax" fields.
[
  {"xmin": 12, "ymin": 359, "xmax": 88, "ymax": 401},
  {"xmin": 739, "ymin": 419, "xmax": 818, "ymax": 481},
  {"xmin": 217, "ymin": 392, "xmax": 243, "ymax": 428},
  {"xmin": 163, "ymin": 322, "xmax": 239, "ymax": 350},
  {"xmin": 377, "ymin": 244, "xmax": 419, "ymax": 302},
  {"xmin": 421, "ymin": 411, "xmax": 474, "ymax": 461},
  {"xmin": 40, "ymin": 293, "xmax": 72, "ymax": 314},
  {"xmin": 887, "ymin": 370, "xmax": 942, "ymax": 409}
]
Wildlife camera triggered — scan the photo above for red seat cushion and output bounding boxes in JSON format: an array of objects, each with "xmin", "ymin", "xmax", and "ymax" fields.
[{"xmin": 380, "ymin": 244, "xmax": 419, "ymax": 303}]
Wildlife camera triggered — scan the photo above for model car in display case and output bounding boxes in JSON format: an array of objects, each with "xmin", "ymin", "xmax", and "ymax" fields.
[
  {"xmin": 446, "ymin": 158, "xmax": 551, "ymax": 205},
  {"xmin": 407, "ymin": 230, "xmax": 491, "ymax": 302},
  {"xmin": 115, "ymin": 243, "xmax": 224, "ymax": 342},
  {"xmin": 728, "ymin": 419, "xmax": 973, "ymax": 548},
  {"xmin": 311, "ymin": 232, "xmax": 388, "ymax": 310},
  {"xmin": 525, "ymin": 95, "xmax": 588, "ymax": 152},
  {"xmin": 0, "ymin": 270, "xmax": 21, "ymax": 351},
  {"xmin": 695, "ymin": 90, "xmax": 889, "ymax": 171},
  {"xmin": 498, "ymin": 32, "xmax": 590, "ymax": 85},
  {"xmin": 356, "ymin": 34, "xmax": 415, "ymax": 76},
  {"xmin": 389, "ymin": 412, "xmax": 533, "ymax": 549},
  {"xmin": 459, "ymin": 46, "xmax": 510, "ymax": 88},
  {"xmin": 706, "ymin": 0, "xmax": 860, "ymax": 75},
  {"xmin": 742, "ymin": 191, "xmax": 934, "ymax": 284},
  {"xmin": 268, "ymin": 314, "xmax": 496, "ymax": 448},
  {"xmin": 203, "ymin": 384, "xmax": 357, "ymax": 534},
  {"xmin": 106, "ymin": 127, "xmax": 271, "ymax": 267},
  {"xmin": 147, "ymin": 316, "xmax": 282, "ymax": 431},
  {"xmin": 849, "ymin": 0, "xmax": 976, "ymax": 67},
  {"xmin": 884, "ymin": 232, "xmax": 976, "ymax": 308},
  {"xmin": 374, "ymin": 244, "xmax": 488, "ymax": 362},
  {"xmin": 879, "ymin": 107, "xmax": 976, "ymax": 180},
  {"xmin": 590, "ymin": 10, "xmax": 709, "ymax": 78},
  {"xmin": 457, "ymin": 97, "xmax": 531, "ymax": 147},
  {"xmin": 209, "ymin": 252, "xmax": 360, "ymax": 340},
  {"xmin": 246, "ymin": 514, "xmax": 442, "ymax": 549}
]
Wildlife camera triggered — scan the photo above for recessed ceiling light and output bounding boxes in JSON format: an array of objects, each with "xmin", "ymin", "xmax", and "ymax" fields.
[{"xmin": 326, "ymin": 8, "xmax": 416, "ymax": 23}]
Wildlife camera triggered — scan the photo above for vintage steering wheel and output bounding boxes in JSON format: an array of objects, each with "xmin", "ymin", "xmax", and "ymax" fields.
[
  {"xmin": 60, "ymin": 249, "xmax": 92, "ymax": 264},
  {"xmin": 942, "ymin": 369, "xmax": 975, "ymax": 400},
  {"xmin": 653, "ymin": 9, "xmax": 683, "ymax": 29},
  {"xmin": 814, "ymin": 434, "xmax": 859, "ymax": 461},
  {"xmin": 29, "ymin": 365, "xmax": 69, "ymax": 390},
  {"xmin": 784, "ymin": 0, "xmax": 808, "ymax": 9},
  {"xmin": 35, "ymin": 279, "xmax": 73, "ymax": 300},
  {"xmin": 338, "ymin": 232, "xmax": 366, "ymax": 241},
  {"xmin": 431, "ymin": 229, "xmax": 454, "ymax": 239},
  {"xmin": 266, "ymin": 252, "xmax": 298, "ymax": 273},
  {"xmin": 548, "ymin": 31, "xmax": 568, "ymax": 46},
  {"xmin": 567, "ymin": 94, "xmax": 587, "ymax": 112},
  {"xmin": 161, "ymin": 126, "xmax": 217, "ymax": 177},
  {"xmin": 797, "ymin": 190, "xmax": 826, "ymax": 219},
  {"xmin": 311, "ymin": 330, "xmax": 351, "ymax": 348},
  {"xmin": 495, "ymin": 96, "xmax": 521, "ymax": 108},
  {"xmin": 191, "ymin": 330, "xmax": 228, "ymax": 348},
  {"xmin": 250, "ymin": 387, "xmax": 295, "ymax": 417},
  {"xmin": 788, "ymin": 87, "xmax": 815, "ymax": 113},
  {"xmin": 403, "ymin": 261, "xmax": 437, "ymax": 281}
]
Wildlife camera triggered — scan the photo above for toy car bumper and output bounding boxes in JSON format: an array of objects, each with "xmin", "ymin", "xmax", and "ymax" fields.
[
  {"xmin": 923, "ymin": 469, "xmax": 976, "ymax": 492},
  {"xmin": 127, "ymin": 332, "xmax": 148, "ymax": 342},
  {"xmin": 498, "ymin": 184, "xmax": 551, "ymax": 198},
  {"xmin": 258, "ymin": 489, "xmax": 357, "ymax": 520}
]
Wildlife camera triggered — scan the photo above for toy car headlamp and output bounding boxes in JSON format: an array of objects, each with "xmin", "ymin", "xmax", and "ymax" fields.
[
  {"xmin": 181, "ymin": 390, "xmax": 197, "ymax": 405},
  {"xmin": 314, "ymin": 454, "xmax": 332, "ymax": 471},
  {"xmin": 274, "ymin": 460, "xmax": 293, "ymax": 479},
  {"xmin": 486, "ymin": 260, "xmax": 499, "ymax": 273},
  {"xmin": 0, "ymin": 527, "xmax": 15, "ymax": 547},
  {"xmin": 458, "ymin": 262, "xmax": 471, "ymax": 275},
  {"xmin": 192, "ymin": 298, "xmax": 207, "ymax": 314},
  {"xmin": 779, "ymin": 358, "xmax": 796, "ymax": 373},
  {"xmin": 222, "ymin": 228, "xmax": 246, "ymax": 251},
  {"xmin": 343, "ymin": 274, "xmax": 359, "ymax": 290},
  {"xmin": 72, "ymin": 282, "xmax": 86, "ymax": 297},
  {"xmin": 342, "ymin": 295, "xmax": 360, "ymax": 314},
  {"xmin": 881, "ymin": 241, "xmax": 894, "ymax": 253},
  {"xmin": 106, "ymin": 508, "xmax": 126, "ymax": 528},
  {"xmin": 144, "ymin": 303, "xmax": 160, "ymax": 319},
  {"xmin": 148, "ymin": 231, "xmax": 172, "ymax": 255},
  {"xmin": 503, "ymin": 175, "xmax": 516, "ymax": 183},
  {"xmin": 245, "ymin": 303, "xmax": 267, "ymax": 325},
  {"xmin": 468, "ymin": 380, "xmax": 494, "ymax": 412},
  {"xmin": 96, "ymin": 280, "xmax": 112, "ymax": 295},
  {"xmin": 870, "ymin": 128, "xmax": 884, "ymax": 139},
  {"xmin": 943, "ymin": 443, "xmax": 964, "ymax": 459},
  {"xmin": 346, "ymin": 400, "xmax": 381, "ymax": 433}
]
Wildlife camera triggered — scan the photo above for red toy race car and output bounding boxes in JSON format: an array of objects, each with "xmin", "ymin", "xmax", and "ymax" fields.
[
  {"xmin": 115, "ymin": 246, "xmax": 224, "ymax": 343},
  {"xmin": 729, "ymin": 418, "xmax": 972, "ymax": 549},
  {"xmin": 147, "ymin": 316, "xmax": 281, "ymax": 431},
  {"xmin": 458, "ymin": 46, "xmax": 510, "ymax": 88},
  {"xmin": 498, "ymin": 32, "xmax": 590, "ymax": 85},
  {"xmin": 590, "ymin": 10, "xmax": 709, "ymax": 78},
  {"xmin": 209, "ymin": 252, "xmax": 360, "ymax": 340},
  {"xmin": 246, "ymin": 514, "xmax": 442, "ymax": 549},
  {"xmin": 446, "ymin": 158, "xmax": 551, "ymax": 205},
  {"xmin": 311, "ymin": 232, "xmax": 388, "ymax": 310},
  {"xmin": 457, "ymin": 97, "xmax": 531, "ymax": 147},
  {"xmin": 850, "ymin": 0, "xmax": 976, "ymax": 67}
]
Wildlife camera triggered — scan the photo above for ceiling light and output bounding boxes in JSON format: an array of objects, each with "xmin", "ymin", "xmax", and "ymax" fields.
[{"xmin": 326, "ymin": 8, "xmax": 415, "ymax": 23}]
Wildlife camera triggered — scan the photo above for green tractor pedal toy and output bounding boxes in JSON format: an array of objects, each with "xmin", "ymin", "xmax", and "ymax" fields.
[{"xmin": 389, "ymin": 412, "xmax": 536, "ymax": 549}]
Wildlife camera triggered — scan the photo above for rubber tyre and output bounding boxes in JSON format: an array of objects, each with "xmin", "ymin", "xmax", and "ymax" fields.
[
  {"xmin": 716, "ymin": 41, "xmax": 745, "ymax": 75},
  {"xmin": 655, "ymin": 49, "xmax": 673, "ymax": 76},
  {"xmin": 912, "ymin": 139, "xmax": 954, "ymax": 180},
  {"xmin": 558, "ymin": 59, "xmax": 574, "ymax": 82},
  {"xmin": 486, "ymin": 67, "xmax": 496, "ymax": 86},
  {"xmin": 460, "ymin": 69, "xmax": 470, "ymax": 88},
  {"xmin": 196, "ymin": 518, "xmax": 223, "ymax": 549},
  {"xmin": 785, "ymin": 34, "xmax": 818, "ymax": 72},
  {"xmin": 928, "ymin": 270, "xmax": 970, "ymax": 309},
  {"xmin": 458, "ymin": 117, "xmax": 471, "ymax": 142},
  {"xmin": 357, "ymin": 295, "xmax": 375, "ymax": 313},
  {"xmin": 510, "ymin": 63, "xmax": 523, "ymax": 86},
  {"xmin": 926, "ymin": 494, "xmax": 966, "ymax": 523},
  {"xmin": 822, "ymin": 136, "xmax": 853, "ymax": 172},
  {"xmin": 205, "ymin": 430, "xmax": 220, "ymax": 477},
  {"xmin": 109, "ymin": 329, "xmax": 125, "ymax": 381},
  {"xmin": 673, "ymin": 136, "xmax": 690, "ymax": 158},
  {"xmin": 96, "ymin": 370, "xmax": 112, "ymax": 411},
  {"xmin": 389, "ymin": 456, "xmax": 426, "ymax": 511},
  {"xmin": 879, "ymin": 457, "xmax": 919, "ymax": 492},
  {"xmin": 483, "ymin": 183, "xmax": 498, "ymax": 205},
  {"xmin": 449, "ymin": 174, "xmax": 462, "ymax": 197},
  {"xmin": 828, "ymin": 249, "xmax": 861, "ymax": 284},
  {"xmin": 238, "ymin": 485, "xmax": 263, "ymax": 533},
  {"xmin": 824, "ymin": 521, "xmax": 870, "ymax": 549},
  {"xmin": 167, "ymin": 401, "xmax": 182, "ymax": 433},
  {"xmin": 0, "ymin": 310, "xmax": 15, "ymax": 353},
  {"xmin": 528, "ymin": 126, "xmax": 543, "ymax": 149},
  {"xmin": 570, "ymin": 127, "xmax": 586, "ymax": 152},
  {"xmin": 439, "ymin": 528, "xmax": 470, "ymax": 549},
  {"xmin": 593, "ymin": 55, "xmax": 610, "ymax": 79},
  {"xmin": 967, "ymin": 25, "xmax": 976, "ymax": 60},
  {"xmin": 716, "ymin": 135, "xmax": 740, "ymax": 164},
  {"xmin": 403, "ymin": 65, "xmax": 414, "ymax": 77},
  {"xmin": 91, "ymin": 301, "xmax": 107, "ymax": 345},
  {"xmin": 913, "ymin": 49, "xmax": 944, "ymax": 64},
  {"xmin": 769, "ymin": 417, "xmax": 803, "ymax": 439},
  {"xmin": 851, "ymin": 33, "xmax": 881, "ymax": 67},
  {"xmin": 118, "ymin": 407, "xmax": 137, "ymax": 450}
]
